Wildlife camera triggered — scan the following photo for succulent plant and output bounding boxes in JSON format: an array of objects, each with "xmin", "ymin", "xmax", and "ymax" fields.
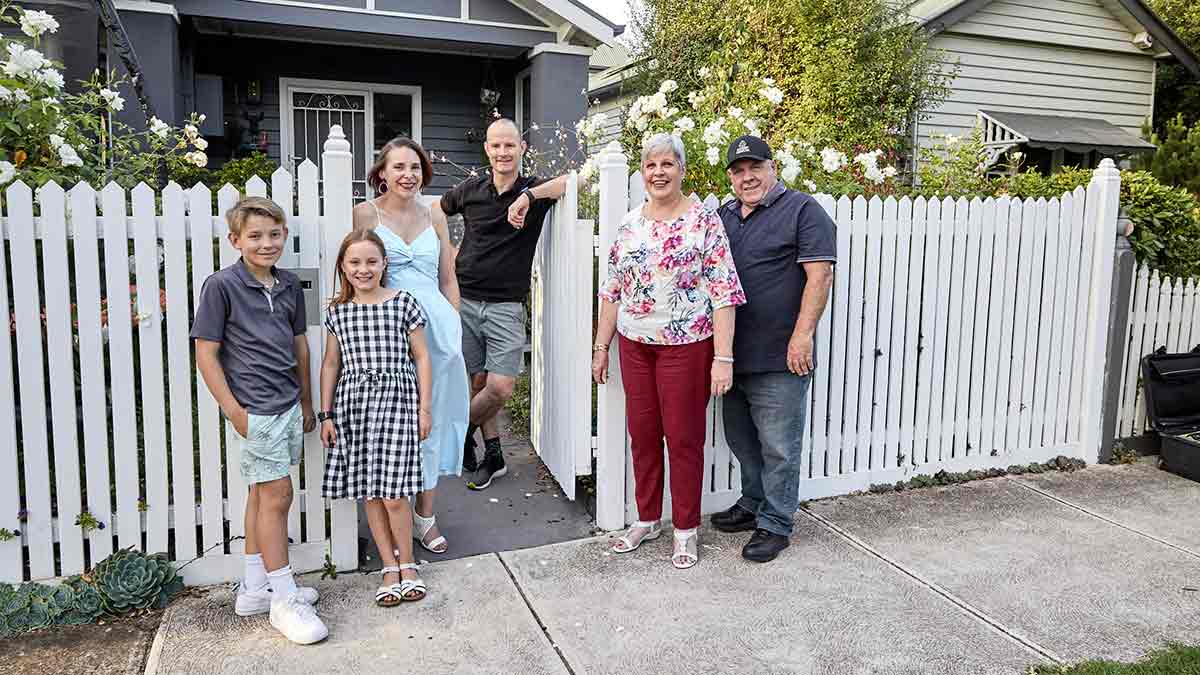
[
  {"xmin": 93, "ymin": 548, "xmax": 184, "ymax": 613},
  {"xmin": 3, "ymin": 584, "xmax": 53, "ymax": 634},
  {"xmin": 58, "ymin": 577, "xmax": 104, "ymax": 625}
]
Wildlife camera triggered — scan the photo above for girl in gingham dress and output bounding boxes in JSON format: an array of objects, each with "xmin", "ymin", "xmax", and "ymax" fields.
[{"xmin": 319, "ymin": 229, "xmax": 432, "ymax": 606}]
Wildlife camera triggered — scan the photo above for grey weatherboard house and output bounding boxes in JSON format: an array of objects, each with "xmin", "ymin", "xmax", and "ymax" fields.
[{"xmin": 55, "ymin": 0, "xmax": 621, "ymax": 198}]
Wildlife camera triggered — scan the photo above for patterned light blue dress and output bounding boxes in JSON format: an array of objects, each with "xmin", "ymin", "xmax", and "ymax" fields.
[{"xmin": 372, "ymin": 203, "xmax": 469, "ymax": 489}]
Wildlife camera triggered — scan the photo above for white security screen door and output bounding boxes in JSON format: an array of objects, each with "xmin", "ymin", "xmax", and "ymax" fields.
[{"xmin": 280, "ymin": 78, "xmax": 422, "ymax": 202}]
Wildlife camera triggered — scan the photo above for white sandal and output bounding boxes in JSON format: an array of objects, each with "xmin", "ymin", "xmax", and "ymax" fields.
[
  {"xmin": 672, "ymin": 528, "xmax": 698, "ymax": 569},
  {"xmin": 375, "ymin": 566, "xmax": 403, "ymax": 607},
  {"xmin": 413, "ymin": 510, "xmax": 448, "ymax": 554},
  {"xmin": 395, "ymin": 562, "xmax": 426, "ymax": 602},
  {"xmin": 612, "ymin": 521, "xmax": 662, "ymax": 554}
]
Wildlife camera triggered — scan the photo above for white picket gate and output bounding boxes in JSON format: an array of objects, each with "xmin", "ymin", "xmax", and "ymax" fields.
[
  {"xmin": 528, "ymin": 172, "xmax": 594, "ymax": 500},
  {"xmin": 0, "ymin": 127, "xmax": 359, "ymax": 585},
  {"xmin": 592, "ymin": 141, "xmax": 1122, "ymax": 530},
  {"xmin": 1115, "ymin": 267, "xmax": 1200, "ymax": 438}
]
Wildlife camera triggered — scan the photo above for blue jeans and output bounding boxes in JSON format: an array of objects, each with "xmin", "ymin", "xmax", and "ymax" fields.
[{"xmin": 722, "ymin": 372, "xmax": 811, "ymax": 537}]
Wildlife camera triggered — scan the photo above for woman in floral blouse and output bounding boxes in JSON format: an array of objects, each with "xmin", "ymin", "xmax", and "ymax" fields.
[{"xmin": 592, "ymin": 133, "xmax": 746, "ymax": 569}]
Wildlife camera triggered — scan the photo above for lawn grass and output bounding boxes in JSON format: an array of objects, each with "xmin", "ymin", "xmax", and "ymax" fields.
[{"xmin": 1030, "ymin": 644, "xmax": 1200, "ymax": 674}]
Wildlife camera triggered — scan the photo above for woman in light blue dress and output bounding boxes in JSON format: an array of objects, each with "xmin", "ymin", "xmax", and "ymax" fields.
[{"xmin": 352, "ymin": 137, "xmax": 469, "ymax": 554}]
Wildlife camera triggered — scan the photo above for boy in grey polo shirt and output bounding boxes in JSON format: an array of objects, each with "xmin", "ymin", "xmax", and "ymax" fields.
[{"xmin": 191, "ymin": 197, "xmax": 326, "ymax": 644}]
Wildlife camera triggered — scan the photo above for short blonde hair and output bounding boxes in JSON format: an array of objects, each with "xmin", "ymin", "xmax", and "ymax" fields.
[{"xmin": 226, "ymin": 196, "xmax": 286, "ymax": 235}]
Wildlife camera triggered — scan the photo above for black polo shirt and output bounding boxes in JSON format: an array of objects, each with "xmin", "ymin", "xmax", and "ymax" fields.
[
  {"xmin": 441, "ymin": 173, "xmax": 555, "ymax": 303},
  {"xmin": 718, "ymin": 183, "xmax": 837, "ymax": 375}
]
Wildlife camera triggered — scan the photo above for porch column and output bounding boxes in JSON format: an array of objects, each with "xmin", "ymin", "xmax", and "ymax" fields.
[
  {"xmin": 113, "ymin": 2, "xmax": 182, "ymax": 130},
  {"xmin": 527, "ymin": 44, "xmax": 590, "ymax": 170}
]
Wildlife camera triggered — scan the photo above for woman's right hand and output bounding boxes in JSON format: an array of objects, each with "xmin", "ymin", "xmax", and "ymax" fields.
[
  {"xmin": 592, "ymin": 349, "xmax": 609, "ymax": 384},
  {"xmin": 320, "ymin": 420, "xmax": 336, "ymax": 448}
]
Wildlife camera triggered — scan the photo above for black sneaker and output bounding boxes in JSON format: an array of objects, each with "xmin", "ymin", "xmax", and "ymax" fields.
[
  {"xmin": 462, "ymin": 436, "xmax": 479, "ymax": 474},
  {"xmin": 467, "ymin": 448, "xmax": 507, "ymax": 490}
]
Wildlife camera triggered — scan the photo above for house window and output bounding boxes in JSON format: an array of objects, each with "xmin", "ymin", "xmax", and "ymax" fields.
[{"xmin": 280, "ymin": 78, "xmax": 422, "ymax": 202}]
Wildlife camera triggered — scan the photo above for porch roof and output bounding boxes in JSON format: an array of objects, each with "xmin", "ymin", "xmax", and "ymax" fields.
[{"xmin": 979, "ymin": 110, "xmax": 1157, "ymax": 156}]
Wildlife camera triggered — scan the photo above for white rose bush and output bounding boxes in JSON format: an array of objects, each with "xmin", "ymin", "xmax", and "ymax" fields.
[
  {"xmin": 616, "ymin": 69, "xmax": 902, "ymax": 198},
  {"xmin": 0, "ymin": 1, "xmax": 209, "ymax": 191}
]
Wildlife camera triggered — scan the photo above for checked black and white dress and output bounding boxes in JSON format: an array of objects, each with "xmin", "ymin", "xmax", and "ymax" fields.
[{"xmin": 322, "ymin": 291, "xmax": 427, "ymax": 500}]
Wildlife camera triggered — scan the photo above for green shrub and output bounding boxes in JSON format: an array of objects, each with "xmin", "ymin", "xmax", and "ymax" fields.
[
  {"xmin": 168, "ymin": 152, "xmax": 279, "ymax": 192},
  {"xmin": 505, "ymin": 373, "xmax": 531, "ymax": 438},
  {"xmin": 1138, "ymin": 114, "xmax": 1200, "ymax": 196}
]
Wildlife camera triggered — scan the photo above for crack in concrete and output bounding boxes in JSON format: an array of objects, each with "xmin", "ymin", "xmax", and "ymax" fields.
[
  {"xmin": 798, "ymin": 507, "xmax": 1064, "ymax": 665},
  {"xmin": 495, "ymin": 552, "xmax": 579, "ymax": 675},
  {"xmin": 1008, "ymin": 476, "xmax": 1200, "ymax": 562}
]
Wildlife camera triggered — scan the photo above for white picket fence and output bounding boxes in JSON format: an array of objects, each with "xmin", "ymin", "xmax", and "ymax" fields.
[
  {"xmin": 1115, "ymin": 267, "xmax": 1200, "ymax": 437},
  {"xmin": 0, "ymin": 127, "xmax": 359, "ymax": 585},
  {"xmin": 592, "ymin": 142, "xmax": 1122, "ymax": 530}
]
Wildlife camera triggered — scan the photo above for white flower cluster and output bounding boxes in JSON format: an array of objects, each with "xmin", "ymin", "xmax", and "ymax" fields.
[
  {"xmin": 853, "ymin": 149, "xmax": 897, "ymax": 184},
  {"xmin": 0, "ymin": 161, "xmax": 14, "ymax": 186},
  {"xmin": 19, "ymin": 10, "xmax": 59, "ymax": 38},
  {"xmin": 574, "ymin": 111, "xmax": 607, "ymax": 141},
  {"xmin": 3, "ymin": 42, "xmax": 46, "ymax": 78},
  {"xmin": 673, "ymin": 116, "xmax": 695, "ymax": 133},
  {"xmin": 626, "ymin": 81, "xmax": 685, "ymax": 133},
  {"xmin": 149, "ymin": 116, "xmax": 170, "ymax": 139},
  {"xmin": 758, "ymin": 78, "xmax": 784, "ymax": 106},
  {"xmin": 100, "ymin": 87, "xmax": 124, "ymax": 111},
  {"xmin": 48, "ymin": 133, "xmax": 82, "ymax": 167},
  {"xmin": 183, "ymin": 122, "xmax": 208, "ymax": 166},
  {"xmin": 775, "ymin": 147, "xmax": 804, "ymax": 183},
  {"xmin": 820, "ymin": 147, "xmax": 847, "ymax": 173}
]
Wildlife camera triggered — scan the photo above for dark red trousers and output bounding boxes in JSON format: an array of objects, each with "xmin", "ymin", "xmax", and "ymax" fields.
[{"xmin": 618, "ymin": 335, "xmax": 712, "ymax": 530}]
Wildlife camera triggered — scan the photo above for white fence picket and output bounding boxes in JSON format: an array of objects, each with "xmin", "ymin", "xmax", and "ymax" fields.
[
  {"xmin": 9, "ymin": 182, "xmax": 55, "ymax": 577},
  {"xmin": 858, "ymin": 197, "xmax": 882, "ymax": 472},
  {"xmin": 927, "ymin": 198, "xmax": 954, "ymax": 463},
  {"xmin": 845, "ymin": 197, "xmax": 867, "ymax": 473},
  {"xmin": 914, "ymin": 198, "xmax": 940, "ymax": 464},
  {"xmin": 1030, "ymin": 199, "xmax": 1057, "ymax": 449},
  {"xmin": 1118, "ymin": 265, "xmax": 1150, "ymax": 437},
  {"xmin": 1014, "ymin": 199, "xmax": 1042, "ymax": 451},
  {"xmin": 71, "ymin": 183, "xmax": 114, "ymax": 563},
  {"xmin": 966, "ymin": 198, "xmax": 995, "ymax": 457},
  {"xmin": 189, "ymin": 183, "xmax": 225, "ymax": 556},
  {"xmin": 811, "ymin": 194, "xmax": 837, "ymax": 477},
  {"xmin": 979, "ymin": 198, "xmax": 1011, "ymax": 457},
  {"xmin": 0, "ymin": 184, "xmax": 21, "ymax": 580},
  {"xmin": 163, "ymin": 183, "xmax": 198, "ymax": 561},
  {"xmin": 133, "ymin": 184, "xmax": 171, "ymax": 554},
  {"xmin": 216, "ymin": 184, "xmax": 247, "ymax": 554},
  {"xmin": 954, "ymin": 198, "xmax": 982, "ymax": 458},
  {"xmin": 879, "ymin": 197, "xmax": 902, "ymax": 469},
  {"xmin": 39, "ymin": 183, "xmax": 85, "ymax": 575},
  {"xmin": 900, "ymin": 198, "xmax": 927, "ymax": 466},
  {"xmin": 1066, "ymin": 186, "xmax": 1094, "ymax": 444},
  {"xmin": 826, "ymin": 196, "xmax": 852, "ymax": 476},
  {"xmin": 297, "ymin": 160, "xmax": 325, "ymax": 546},
  {"xmin": 941, "ymin": 197, "xmax": 969, "ymax": 460}
]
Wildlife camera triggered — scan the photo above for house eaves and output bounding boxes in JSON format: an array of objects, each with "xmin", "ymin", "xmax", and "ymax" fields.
[
  {"xmin": 909, "ymin": 0, "xmax": 1200, "ymax": 77},
  {"xmin": 508, "ymin": 0, "xmax": 623, "ymax": 46}
]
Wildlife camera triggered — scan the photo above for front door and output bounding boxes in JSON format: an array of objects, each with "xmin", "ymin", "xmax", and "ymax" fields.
[{"xmin": 280, "ymin": 78, "xmax": 422, "ymax": 202}]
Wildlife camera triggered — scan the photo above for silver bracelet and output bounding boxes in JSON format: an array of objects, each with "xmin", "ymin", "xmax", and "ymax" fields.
[{"xmin": 714, "ymin": 355, "xmax": 735, "ymax": 364}]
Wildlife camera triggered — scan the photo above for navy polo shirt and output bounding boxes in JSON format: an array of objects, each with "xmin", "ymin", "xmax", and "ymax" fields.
[
  {"xmin": 718, "ymin": 183, "xmax": 837, "ymax": 374},
  {"xmin": 190, "ymin": 259, "xmax": 307, "ymax": 415}
]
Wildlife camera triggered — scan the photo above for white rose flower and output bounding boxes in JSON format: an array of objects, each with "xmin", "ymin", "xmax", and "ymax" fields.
[
  {"xmin": 658, "ymin": 80, "xmax": 678, "ymax": 94},
  {"xmin": 4, "ymin": 43, "xmax": 48, "ymax": 78},
  {"xmin": 673, "ymin": 116, "xmax": 695, "ymax": 132},
  {"xmin": 149, "ymin": 116, "xmax": 170, "ymax": 139},
  {"xmin": 49, "ymin": 133, "xmax": 65, "ymax": 148},
  {"xmin": 189, "ymin": 151, "xmax": 208, "ymax": 167},
  {"xmin": 20, "ymin": 10, "xmax": 59, "ymax": 38},
  {"xmin": 36, "ymin": 68, "xmax": 63, "ymax": 90},
  {"xmin": 706, "ymin": 146, "xmax": 721, "ymax": 166},
  {"xmin": 0, "ymin": 85, "xmax": 10, "ymax": 102},
  {"xmin": 578, "ymin": 156, "xmax": 596, "ymax": 182},
  {"xmin": 728, "ymin": 106, "xmax": 743, "ymax": 120},
  {"xmin": 100, "ymin": 87, "xmax": 124, "ymax": 111},
  {"xmin": 184, "ymin": 123, "xmax": 199, "ymax": 139},
  {"xmin": 702, "ymin": 119, "xmax": 726, "ymax": 145},
  {"xmin": 759, "ymin": 86, "xmax": 785, "ymax": 105},
  {"xmin": 58, "ymin": 143, "xmax": 83, "ymax": 167},
  {"xmin": 634, "ymin": 115, "xmax": 649, "ymax": 132},
  {"xmin": 14, "ymin": 90, "xmax": 30, "ymax": 103},
  {"xmin": 662, "ymin": 107, "xmax": 678, "ymax": 120},
  {"xmin": 198, "ymin": 113, "xmax": 207, "ymax": 123},
  {"xmin": 744, "ymin": 119, "xmax": 759, "ymax": 135},
  {"xmin": 687, "ymin": 91, "xmax": 703, "ymax": 109},
  {"xmin": 646, "ymin": 92, "xmax": 668, "ymax": 115},
  {"xmin": 804, "ymin": 180, "xmax": 817, "ymax": 192},
  {"xmin": 882, "ymin": 166, "xmax": 898, "ymax": 179},
  {"xmin": 698, "ymin": 66, "xmax": 711, "ymax": 78},
  {"xmin": 820, "ymin": 147, "xmax": 847, "ymax": 173},
  {"xmin": 781, "ymin": 164, "xmax": 800, "ymax": 182},
  {"xmin": 0, "ymin": 161, "xmax": 14, "ymax": 186},
  {"xmin": 854, "ymin": 150, "xmax": 881, "ymax": 171},
  {"xmin": 193, "ymin": 137, "xmax": 209, "ymax": 150}
]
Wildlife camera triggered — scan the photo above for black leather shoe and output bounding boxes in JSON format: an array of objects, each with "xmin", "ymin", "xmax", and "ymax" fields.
[
  {"xmin": 710, "ymin": 504, "xmax": 757, "ymax": 533},
  {"xmin": 742, "ymin": 529, "xmax": 789, "ymax": 563}
]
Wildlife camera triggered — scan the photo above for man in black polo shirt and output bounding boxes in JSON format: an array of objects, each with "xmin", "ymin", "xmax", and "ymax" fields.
[
  {"xmin": 436, "ymin": 118, "xmax": 567, "ymax": 490},
  {"xmin": 710, "ymin": 135, "xmax": 836, "ymax": 562}
]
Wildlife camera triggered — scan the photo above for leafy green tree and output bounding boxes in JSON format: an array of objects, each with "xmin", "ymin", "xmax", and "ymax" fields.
[
  {"xmin": 1138, "ymin": 114, "xmax": 1200, "ymax": 195},
  {"xmin": 1146, "ymin": 0, "xmax": 1200, "ymax": 132},
  {"xmin": 627, "ymin": 0, "xmax": 952, "ymax": 152}
]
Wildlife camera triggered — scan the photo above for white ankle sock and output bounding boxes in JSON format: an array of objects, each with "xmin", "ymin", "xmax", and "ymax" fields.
[
  {"xmin": 266, "ymin": 565, "xmax": 298, "ymax": 599},
  {"xmin": 244, "ymin": 553, "xmax": 267, "ymax": 591}
]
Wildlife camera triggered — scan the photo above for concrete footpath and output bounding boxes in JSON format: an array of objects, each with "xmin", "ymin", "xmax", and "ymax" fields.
[{"xmin": 145, "ymin": 461, "xmax": 1200, "ymax": 675}]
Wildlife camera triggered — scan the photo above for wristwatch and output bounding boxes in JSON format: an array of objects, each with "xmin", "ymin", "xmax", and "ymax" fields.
[
  {"xmin": 520, "ymin": 187, "xmax": 536, "ymax": 204},
  {"xmin": 317, "ymin": 411, "xmax": 335, "ymax": 423}
]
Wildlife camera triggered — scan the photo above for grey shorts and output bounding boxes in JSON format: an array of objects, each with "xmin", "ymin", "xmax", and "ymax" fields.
[{"xmin": 460, "ymin": 298, "xmax": 526, "ymax": 377}]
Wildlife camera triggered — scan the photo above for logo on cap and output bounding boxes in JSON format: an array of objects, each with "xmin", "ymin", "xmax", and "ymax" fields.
[{"xmin": 736, "ymin": 140, "xmax": 751, "ymax": 154}]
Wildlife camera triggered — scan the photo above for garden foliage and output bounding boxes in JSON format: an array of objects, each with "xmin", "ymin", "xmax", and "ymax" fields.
[
  {"xmin": 1138, "ymin": 114, "xmax": 1200, "ymax": 196},
  {"xmin": 628, "ymin": 0, "xmax": 952, "ymax": 153},
  {"xmin": 0, "ymin": 548, "xmax": 183, "ymax": 638}
]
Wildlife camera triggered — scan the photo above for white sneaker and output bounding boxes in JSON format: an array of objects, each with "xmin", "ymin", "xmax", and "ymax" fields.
[
  {"xmin": 269, "ymin": 593, "xmax": 329, "ymax": 645},
  {"xmin": 236, "ymin": 583, "xmax": 320, "ymax": 617}
]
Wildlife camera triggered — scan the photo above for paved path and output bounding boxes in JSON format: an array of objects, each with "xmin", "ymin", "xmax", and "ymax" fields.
[{"xmin": 146, "ymin": 461, "xmax": 1200, "ymax": 675}]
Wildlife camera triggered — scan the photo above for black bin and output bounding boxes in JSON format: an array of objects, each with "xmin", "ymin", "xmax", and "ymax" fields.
[{"xmin": 1141, "ymin": 346, "xmax": 1200, "ymax": 481}]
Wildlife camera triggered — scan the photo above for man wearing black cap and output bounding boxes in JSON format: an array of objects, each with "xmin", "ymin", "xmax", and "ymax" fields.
[{"xmin": 709, "ymin": 135, "xmax": 836, "ymax": 562}]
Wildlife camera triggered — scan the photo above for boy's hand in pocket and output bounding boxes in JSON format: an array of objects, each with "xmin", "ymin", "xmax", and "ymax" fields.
[
  {"xmin": 230, "ymin": 407, "xmax": 249, "ymax": 438},
  {"xmin": 320, "ymin": 420, "xmax": 337, "ymax": 448}
]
